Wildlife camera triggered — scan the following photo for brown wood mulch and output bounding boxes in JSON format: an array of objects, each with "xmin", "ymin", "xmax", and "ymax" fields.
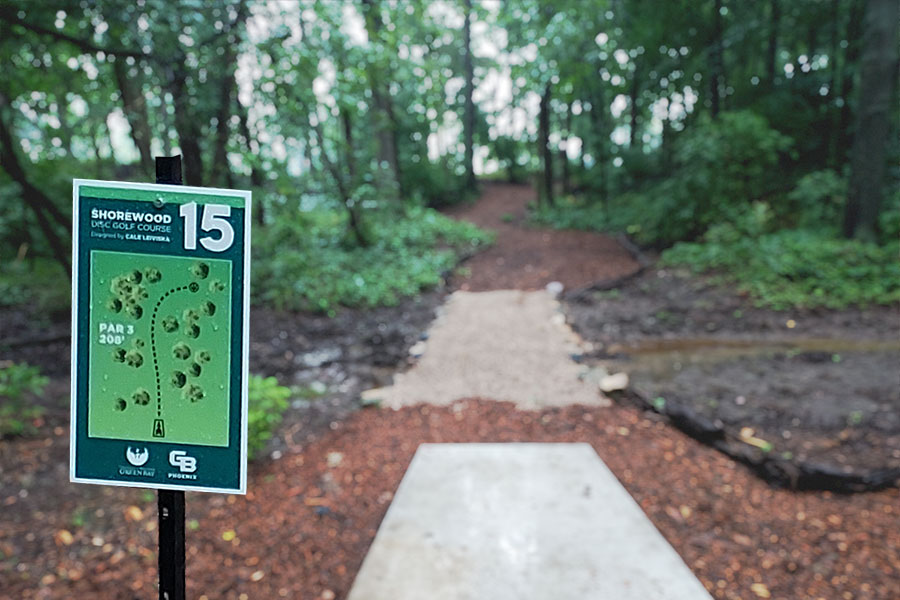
[
  {"xmin": 2, "ymin": 184, "xmax": 897, "ymax": 599},
  {"xmin": 4, "ymin": 401, "xmax": 896, "ymax": 599}
]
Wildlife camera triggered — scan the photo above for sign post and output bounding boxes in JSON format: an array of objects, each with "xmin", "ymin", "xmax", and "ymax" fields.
[
  {"xmin": 70, "ymin": 157, "xmax": 251, "ymax": 598},
  {"xmin": 156, "ymin": 156, "xmax": 187, "ymax": 600}
]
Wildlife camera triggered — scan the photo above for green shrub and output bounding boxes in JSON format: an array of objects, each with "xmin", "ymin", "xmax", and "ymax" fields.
[
  {"xmin": 252, "ymin": 204, "xmax": 492, "ymax": 313},
  {"xmin": 662, "ymin": 207, "xmax": 900, "ymax": 309},
  {"xmin": 782, "ymin": 169, "xmax": 846, "ymax": 230},
  {"xmin": 533, "ymin": 111, "xmax": 792, "ymax": 248},
  {"xmin": 0, "ymin": 258, "xmax": 71, "ymax": 316},
  {"xmin": 490, "ymin": 136, "xmax": 530, "ymax": 183},
  {"xmin": 247, "ymin": 374, "xmax": 291, "ymax": 460},
  {"xmin": 0, "ymin": 361, "xmax": 48, "ymax": 437},
  {"xmin": 878, "ymin": 186, "xmax": 900, "ymax": 243},
  {"xmin": 638, "ymin": 111, "xmax": 792, "ymax": 246}
]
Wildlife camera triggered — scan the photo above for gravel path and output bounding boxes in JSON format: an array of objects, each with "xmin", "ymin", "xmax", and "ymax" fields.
[{"xmin": 365, "ymin": 289, "xmax": 608, "ymax": 410}]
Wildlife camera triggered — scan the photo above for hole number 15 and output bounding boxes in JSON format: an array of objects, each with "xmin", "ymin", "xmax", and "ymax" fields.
[{"xmin": 178, "ymin": 202, "xmax": 234, "ymax": 252}]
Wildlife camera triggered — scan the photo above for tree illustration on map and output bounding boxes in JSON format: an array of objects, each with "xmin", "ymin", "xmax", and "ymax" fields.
[{"xmin": 88, "ymin": 251, "xmax": 231, "ymax": 446}]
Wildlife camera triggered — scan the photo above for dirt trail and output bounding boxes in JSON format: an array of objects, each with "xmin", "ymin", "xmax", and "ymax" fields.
[
  {"xmin": 366, "ymin": 184, "xmax": 636, "ymax": 411},
  {"xmin": 447, "ymin": 183, "xmax": 639, "ymax": 292}
]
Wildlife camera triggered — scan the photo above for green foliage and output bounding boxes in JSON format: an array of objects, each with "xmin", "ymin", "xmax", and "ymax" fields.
[
  {"xmin": 536, "ymin": 112, "xmax": 793, "ymax": 247},
  {"xmin": 878, "ymin": 186, "xmax": 900, "ymax": 242},
  {"xmin": 0, "ymin": 361, "xmax": 48, "ymax": 437},
  {"xmin": 782, "ymin": 170, "xmax": 846, "ymax": 230},
  {"xmin": 247, "ymin": 375, "xmax": 291, "ymax": 460},
  {"xmin": 489, "ymin": 136, "xmax": 530, "ymax": 183},
  {"xmin": 662, "ymin": 205, "xmax": 900, "ymax": 309},
  {"xmin": 631, "ymin": 111, "xmax": 792, "ymax": 246},
  {"xmin": 0, "ymin": 258, "xmax": 71, "ymax": 316},
  {"xmin": 253, "ymin": 205, "xmax": 492, "ymax": 312}
]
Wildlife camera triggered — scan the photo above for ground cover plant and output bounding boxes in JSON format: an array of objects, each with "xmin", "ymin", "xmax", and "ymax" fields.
[
  {"xmin": 0, "ymin": 361, "xmax": 48, "ymax": 437},
  {"xmin": 252, "ymin": 204, "xmax": 492, "ymax": 313}
]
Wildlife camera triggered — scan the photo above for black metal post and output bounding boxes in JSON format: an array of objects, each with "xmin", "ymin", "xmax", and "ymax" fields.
[{"xmin": 156, "ymin": 156, "xmax": 186, "ymax": 600}]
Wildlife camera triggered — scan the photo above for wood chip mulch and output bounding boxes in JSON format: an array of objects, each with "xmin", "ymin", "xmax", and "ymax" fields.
[{"xmin": 6, "ymin": 400, "xmax": 896, "ymax": 600}]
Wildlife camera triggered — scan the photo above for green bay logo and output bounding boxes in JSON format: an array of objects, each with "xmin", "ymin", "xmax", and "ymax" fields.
[
  {"xmin": 120, "ymin": 446, "xmax": 155, "ymax": 477},
  {"xmin": 126, "ymin": 446, "xmax": 149, "ymax": 466}
]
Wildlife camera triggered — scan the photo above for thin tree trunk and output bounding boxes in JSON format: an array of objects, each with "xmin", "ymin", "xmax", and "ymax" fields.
[
  {"xmin": 209, "ymin": 45, "xmax": 237, "ymax": 187},
  {"xmin": 166, "ymin": 53, "xmax": 204, "ymax": 186},
  {"xmin": 561, "ymin": 102, "xmax": 572, "ymax": 194},
  {"xmin": 113, "ymin": 60, "xmax": 154, "ymax": 176},
  {"xmin": 837, "ymin": 0, "xmax": 865, "ymax": 161},
  {"xmin": 843, "ymin": 0, "xmax": 899, "ymax": 240},
  {"xmin": 463, "ymin": 0, "xmax": 476, "ymax": 191},
  {"xmin": 589, "ymin": 80, "xmax": 609, "ymax": 201},
  {"xmin": 710, "ymin": 0, "xmax": 725, "ymax": 117},
  {"xmin": 538, "ymin": 83, "xmax": 554, "ymax": 207},
  {"xmin": 209, "ymin": 4, "xmax": 247, "ymax": 188},
  {"xmin": 826, "ymin": 0, "xmax": 841, "ymax": 168},
  {"xmin": 0, "ymin": 106, "xmax": 70, "ymax": 275},
  {"xmin": 766, "ymin": 0, "xmax": 779, "ymax": 87},
  {"xmin": 629, "ymin": 63, "xmax": 640, "ymax": 147},
  {"xmin": 236, "ymin": 97, "xmax": 264, "ymax": 225},
  {"xmin": 362, "ymin": 0, "xmax": 403, "ymax": 196},
  {"xmin": 312, "ymin": 117, "xmax": 368, "ymax": 247},
  {"xmin": 342, "ymin": 108, "xmax": 357, "ymax": 183}
]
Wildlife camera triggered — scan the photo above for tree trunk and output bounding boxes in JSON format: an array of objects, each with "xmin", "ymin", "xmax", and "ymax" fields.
[
  {"xmin": 362, "ymin": 0, "xmax": 403, "ymax": 196},
  {"xmin": 342, "ymin": 107, "xmax": 357, "ymax": 183},
  {"xmin": 463, "ymin": 0, "xmax": 476, "ymax": 191},
  {"xmin": 590, "ymin": 83, "xmax": 609, "ymax": 204},
  {"xmin": 826, "ymin": 0, "xmax": 841, "ymax": 167},
  {"xmin": 843, "ymin": 0, "xmax": 899, "ymax": 240},
  {"xmin": 837, "ymin": 0, "xmax": 865, "ymax": 161},
  {"xmin": 561, "ymin": 102, "xmax": 572, "ymax": 194},
  {"xmin": 709, "ymin": 0, "xmax": 725, "ymax": 117},
  {"xmin": 209, "ymin": 5, "xmax": 247, "ymax": 188},
  {"xmin": 313, "ymin": 116, "xmax": 368, "ymax": 247},
  {"xmin": 209, "ymin": 43, "xmax": 237, "ymax": 188},
  {"xmin": 166, "ymin": 54, "xmax": 204, "ymax": 186},
  {"xmin": 0, "ymin": 105, "xmax": 70, "ymax": 275},
  {"xmin": 766, "ymin": 0, "xmax": 779, "ymax": 87},
  {"xmin": 237, "ymin": 98, "xmax": 264, "ymax": 225},
  {"xmin": 629, "ymin": 63, "xmax": 640, "ymax": 147},
  {"xmin": 538, "ymin": 84, "xmax": 553, "ymax": 207},
  {"xmin": 113, "ymin": 60, "xmax": 154, "ymax": 176}
]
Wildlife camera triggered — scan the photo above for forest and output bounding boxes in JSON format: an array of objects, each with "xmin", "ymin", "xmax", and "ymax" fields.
[
  {"xmin": 0, "ymin": 0, "xmax": 897, "ymax": 313},
  {"xmin": 1, "ymin": 1, "xmax": 899, "ymax": 599}
]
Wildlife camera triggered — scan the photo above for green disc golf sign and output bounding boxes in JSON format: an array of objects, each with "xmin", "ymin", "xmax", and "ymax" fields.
[{"xmin": 70, "ymin": 180, "xmax": 251, "ymax": 494}]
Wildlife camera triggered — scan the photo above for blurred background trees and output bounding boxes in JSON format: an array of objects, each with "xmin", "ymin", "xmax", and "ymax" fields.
[{"xmin": 0, "ymin": 0, "xmax": 896, "ymax": 312}]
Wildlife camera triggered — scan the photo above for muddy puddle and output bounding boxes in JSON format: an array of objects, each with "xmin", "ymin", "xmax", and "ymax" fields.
[
  {"xmin": 565, "ymin": 268, "xmax": 900, "ymax": 491},
  {"xmin": 595, "ymin": 338, "xmax": 900, "ymax": 491},
  {"xmin": 601, "ymin": 336, "xmax": 900, "ymax": 377}
]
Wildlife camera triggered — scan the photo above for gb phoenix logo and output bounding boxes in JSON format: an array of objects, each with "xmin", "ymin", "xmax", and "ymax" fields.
[
  {"xmin": 169, "ymin": 450, "xmax": 197, "ymax": 473},
  {"xmin": 125, "ymin": 446, "xmax": 149, "ymax": 466}
]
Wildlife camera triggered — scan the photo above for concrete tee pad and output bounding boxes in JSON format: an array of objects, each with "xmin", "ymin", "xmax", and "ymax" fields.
[{"xmin": 348, "ymin": 443, "xmax": 713, "ymax": 600}]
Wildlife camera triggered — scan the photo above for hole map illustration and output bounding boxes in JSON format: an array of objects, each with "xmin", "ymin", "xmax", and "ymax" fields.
[{"xmin": 88, "ymin": 251, "xmax": 232, "ymax": 446}]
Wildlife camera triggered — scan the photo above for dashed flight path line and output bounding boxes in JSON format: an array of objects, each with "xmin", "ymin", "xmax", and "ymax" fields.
[{"xmin": 149, "ymin": 283, "xmax": 199, "ymax": 426}]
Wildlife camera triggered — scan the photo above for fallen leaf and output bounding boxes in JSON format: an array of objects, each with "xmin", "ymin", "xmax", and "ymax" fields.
[
  {"xmin": 54, "ymin": 530, "xmax": 74, "ymax": 546},
  {"xmin": 222, "ymin": 530, "xmax": 236, "ymax": 542},
  {"xmin": 750, "ymin": 582, "xmax": 771, "ymax": 598},
  {"xmin": 124, "ymin": 506, "xmax": 144, "ymax": 522},
  {"xmin": 665, "ymin": 505, "xmax": 684, "ymax": 523}
]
